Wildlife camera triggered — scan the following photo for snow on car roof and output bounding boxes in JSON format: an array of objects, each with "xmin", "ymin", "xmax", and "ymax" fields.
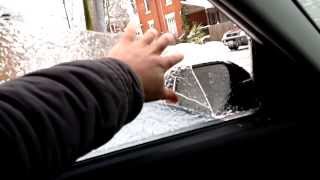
[
  {"xmin": 163, "ymin": 41, "xmax": 230, "ymax": 69},
  {"xmin": 162, "ymin": 41, "xmax": 252, "ymax": 75}
]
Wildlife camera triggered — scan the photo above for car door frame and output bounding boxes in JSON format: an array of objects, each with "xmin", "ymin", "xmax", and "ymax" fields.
[{"xmin": 56, "ymin": 0, "xmax": 319, "ymax": 179}]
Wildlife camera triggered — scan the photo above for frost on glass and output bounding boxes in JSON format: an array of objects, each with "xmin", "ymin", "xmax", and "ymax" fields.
[
  {"xmin": 0, "ymin": 1, "xmax": 258, "ymax": 161},
  {"xmin": 0, "ymin": 13, "xmax": 119, "ymax": 82},
  {"xmin": 166, "ymin": 66, "xmax": 212, "ymax": 114}
]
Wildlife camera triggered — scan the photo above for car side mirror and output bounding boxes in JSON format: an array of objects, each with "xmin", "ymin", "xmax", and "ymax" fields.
[{"xmin": 165, "ymin": 61, "xmax": 258, "ymax": 116}]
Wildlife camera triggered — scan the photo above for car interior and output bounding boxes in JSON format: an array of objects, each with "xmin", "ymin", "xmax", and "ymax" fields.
[{"xmin": 38, "ymin": 0, "xmax": 317, "ymax": 178}]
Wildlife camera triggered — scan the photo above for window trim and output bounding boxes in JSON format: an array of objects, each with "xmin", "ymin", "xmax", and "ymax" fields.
[
  {"xmin": 147, "ymin": 19, "xmax": 155, "ymax": 29},
  {"xmin": 165, "ymin": 12, "xmax": 177, "ymax": 34},
  {"xmin": 144, "ymin": 0, "xmax": 151, "ymax": 14},
  {"xmin": 166, "ymin": 0, "xmax": 173, "ymax": 6}
]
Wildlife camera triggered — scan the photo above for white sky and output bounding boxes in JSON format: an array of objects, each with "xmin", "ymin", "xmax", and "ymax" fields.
[
  {"xmin": 1, "ymin": 0, "xmax": 65, "ymax": 25},
  {"xmin": 0, "ymin": 0, "xmax": 85, "ymax": 32}
]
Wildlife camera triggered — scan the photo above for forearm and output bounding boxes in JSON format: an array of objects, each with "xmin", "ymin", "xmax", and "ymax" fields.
[{"xmin": 0, "ymin": 58, "xmax": 144, "ymax": 178}]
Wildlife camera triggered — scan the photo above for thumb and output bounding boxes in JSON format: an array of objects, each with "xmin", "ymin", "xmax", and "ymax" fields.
[
  {"xmin": 162, "ymin": 87, "xmax": 179, "ymax": 103},
  {"xmin": 121, "ymin": 21, "xmax": 137, "ymax": 43}
]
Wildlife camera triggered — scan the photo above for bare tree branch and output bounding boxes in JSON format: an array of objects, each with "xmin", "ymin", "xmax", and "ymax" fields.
[{"xmin": 63, "ymin": 0, "xmax": 71, "ymax": 29}]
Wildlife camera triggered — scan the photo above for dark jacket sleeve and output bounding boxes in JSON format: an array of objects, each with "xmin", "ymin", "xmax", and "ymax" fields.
[{"xmin": 0, "ymin": 58, "xmax": 144, "ymax": 179}]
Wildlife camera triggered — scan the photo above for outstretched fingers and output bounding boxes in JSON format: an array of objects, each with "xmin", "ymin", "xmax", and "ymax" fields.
[
  {"xmin": 160, "ymin": 53, "xmax": 184, "ymax": 70},
  {"xmin": 158, "ymin": 53, "xmax": 183, "ymax": 102},
  {"xmin": 162, "ymin": 87, "xmax": 179, "ymax": 103},
  {"xmin": 141, "ymin": 28, "xmax": 160, "ymax": 45},
  {"xmin": 120, "ymin": 22, "xmax": 137, "ymax": 43},
  {"xmin": 152, "ymin": 33, "xmax": 176, "ymax": 54}
]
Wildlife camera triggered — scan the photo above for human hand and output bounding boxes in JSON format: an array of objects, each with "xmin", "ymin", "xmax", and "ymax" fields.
[{"xmin": 108, "ymin": 23, "xmax": 184, "ymax": 102}]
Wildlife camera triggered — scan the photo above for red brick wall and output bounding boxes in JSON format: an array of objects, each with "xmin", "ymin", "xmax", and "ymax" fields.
[
  {"xmin": 135, "ymin": 0, "xmax": 183, "ymax": 36},
  {"xmin": 188, "ymin": 10, "xmax": 208, "ymax": 26},
  {"xmin": 135, "ymin": 0, "xmax": 158, "ymax": 32}
]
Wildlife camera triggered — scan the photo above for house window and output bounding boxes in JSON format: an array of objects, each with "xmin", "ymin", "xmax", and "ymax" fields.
[
  {"xmin": 144, "ymin": 0, "xmax": 151, "ymax": 14},
  {"xmin": 166, "ymin": 0, "xmax": 173, "ymax": 6},
  {"xmin": 165, "ymin": 12, "xmax": 177, "ymax": 35},
  {"xmin": 147, "ymin": 20, "xmax": 155, "ymax": 29}
]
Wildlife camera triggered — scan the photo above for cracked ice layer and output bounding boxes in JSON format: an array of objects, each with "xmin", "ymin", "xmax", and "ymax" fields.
[
  {"xmin": 79, "ymin": 101, "xmax": 257, "ymax": 161},
  {"xmin": 1, "ymin": 4, "xmax": 256, "ymax": 162},
  {"xmin": 0, "ymin": 16, "xmax": 120, "ymax": 82},
  {"xmin": 79, "ymin": 43, "xmax": 255, "ymax": 160},
  {"xmin": 78, "ymin": 101, "xmax": 218, "ymax": 161},
  {"xmin": 165, "ymin": 66, "xmax": 212, "ymax": 114}
]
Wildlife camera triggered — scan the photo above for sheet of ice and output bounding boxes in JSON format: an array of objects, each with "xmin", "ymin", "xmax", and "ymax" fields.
[
  {"xmin": 1, "ymin": 2, "xmax": 253, "ymax": 161},
  {"xmin": 80, "ymin": 43, "xmax": 253, "ymax": 160},
  {"xmin": 0, "ymin": 10, "xmax": 120, "ymax": 82},
  {"xmin": 78, "ymin": 101, "xmax": 219, "ymax": 160}
]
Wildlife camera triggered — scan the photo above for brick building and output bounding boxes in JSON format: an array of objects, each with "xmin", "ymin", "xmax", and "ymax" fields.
[
  {"xmin": 134, "ymin": 0, "xmax": 231, "ymax": 40},
  {"xmin": 134, "ymin": 0, "xmax": 183, "ymax": 36},
  {"xmin": 181, "ymin": 0, "xmax": 229, "ymax": 25}
]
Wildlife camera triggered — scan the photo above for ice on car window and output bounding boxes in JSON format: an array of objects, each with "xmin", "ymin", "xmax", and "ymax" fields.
[{"xmin": 0, "ymin": 0, "xmax": 259, "ymax": 161}]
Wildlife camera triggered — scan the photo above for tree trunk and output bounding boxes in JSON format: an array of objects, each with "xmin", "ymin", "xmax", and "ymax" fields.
[{"xmin": 83, "ymin": 0, "xmax": 105, "ymax": 32}]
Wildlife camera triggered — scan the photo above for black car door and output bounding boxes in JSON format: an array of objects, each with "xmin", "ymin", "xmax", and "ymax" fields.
[{"xmin": 56, "ymin": 0, "xmax": 319, "ymax": 179}]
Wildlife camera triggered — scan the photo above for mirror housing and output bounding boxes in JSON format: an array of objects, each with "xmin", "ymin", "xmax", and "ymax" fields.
[{"xmin": 165, "ymin": 61, "xmax": 258, "ymax": 116}]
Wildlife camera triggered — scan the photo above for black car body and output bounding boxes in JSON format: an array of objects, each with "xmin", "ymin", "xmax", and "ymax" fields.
[{"xmin": 58, "ymin": 0, "xmax": 319, "ymax": 178}]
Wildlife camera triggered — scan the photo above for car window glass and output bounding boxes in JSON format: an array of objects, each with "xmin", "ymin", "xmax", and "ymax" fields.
[
  {"xmin": 297, "ymin": 0, "xmax": 320, "ymax": 29},
  {"xmin": 0, "ymin": 0, "xmax": 259, "ymax": 161}
]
